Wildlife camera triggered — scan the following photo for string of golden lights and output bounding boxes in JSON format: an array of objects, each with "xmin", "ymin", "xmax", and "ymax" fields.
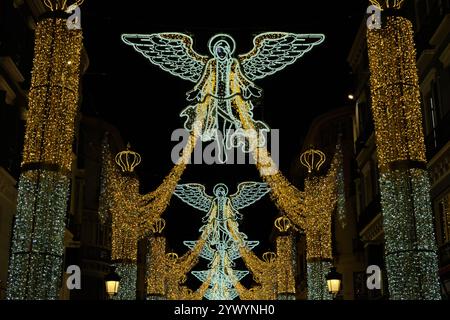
[{"xmin": 367, "ymin": 11, "xmax": 441, "ymax": 299}]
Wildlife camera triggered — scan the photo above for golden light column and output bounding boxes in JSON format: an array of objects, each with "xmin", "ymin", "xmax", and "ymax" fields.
[
  {"xmin": 274, "ymin": 217, "xmax": 297, "ymax": 300},
  {"xmin": 301, "ymin": 148, "xmax": 338, "ymax": 300},
  {"xmin": 109, "ymin": 144, "xmax": 142, "ymax": 300},
  {"xmin": 6, "ymin": 1, "xmax": 83, "ymax": 299},
  {"xmin": 367, "ymin": 0, "xmax": 440, "ymax": 299}
]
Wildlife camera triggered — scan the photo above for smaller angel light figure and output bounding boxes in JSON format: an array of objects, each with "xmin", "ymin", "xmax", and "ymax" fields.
[
  {"xmin": 173, "ymin": 182, "xmax": 270, "ymax": 300},
  {"xmin": 122, "ymin": 32, "xmax": 325, "ymax": 162}
]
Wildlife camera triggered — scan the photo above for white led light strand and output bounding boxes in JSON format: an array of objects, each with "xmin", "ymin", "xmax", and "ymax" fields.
[
  {"xmin": 113, "ymin": 263, "xmax": 137, "ymax": 300},
  {"xmin": 7, "ymin": 14, "xmax": 82, "ymax": 300},
  {"xmin": 122, "ymin": 32, "xmax": 324, "ymax": 162},
  {"xmin": 174, "ymin": 182, "xmax": 270, "ymax": 300}
]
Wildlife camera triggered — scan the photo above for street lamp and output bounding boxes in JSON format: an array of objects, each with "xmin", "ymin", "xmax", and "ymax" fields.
[
  {"xmin": 105, "ymin": 267, "xmax": 121, "ymax": 299},
  {"xmin": 326, "ymin": 267, "xmax": 342, "ymax": 297}
]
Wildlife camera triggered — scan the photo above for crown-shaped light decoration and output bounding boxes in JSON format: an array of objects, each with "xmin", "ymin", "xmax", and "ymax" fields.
[
  {"xmin": 150, "ymin": 218, "xmax": 166, "ymax": 234},
  {"xmin": 166, "ymin": 252, "xmax": 179, "ymax": 262},
  {"xmin": 369, "ymin": 0, "xmax": 404, "ymax": 10},
  {"xmin": 300, "ymin": 148, "xmax": 326, "ymax": 173},
  {"xmin": 115, "ymin": 143, "xmax": 141, "ymax": 173},
  {"xmin": 274, "ymin": 216, "xmax": 291, "ymax": 233},
  {"xmin": 44, "ymin": 0, "xmax": 84, "ymax": 11},
  {"xmin": 262, "ymin": 252, "xmax": 277, "ymax": 264}
]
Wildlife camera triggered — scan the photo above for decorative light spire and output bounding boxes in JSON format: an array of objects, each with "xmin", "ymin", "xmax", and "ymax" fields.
[
  {"xmin": 150, "ymin": 218, "xmax": 166, "ymax": 234},
  {"xmin": 115, "ymin": 143, "xmax": 141, "ymax": 173},
  {"xmin": 274, "ymin": 216, "xmax": 291, "ymax": 233},
  {"xmin": 262, "ymin": 252, "xmax": 277, "ymax": 263},
  {"xmin": 369, "ymin": 0, "xmax": 404, "ymax": 10},
  {"xmin": 300, "ymin": 148, "xmax": 326, "ymax": 174},
  {"xmin": 43, "ymin": 0, "xmax": 84, "ymax": 11}
]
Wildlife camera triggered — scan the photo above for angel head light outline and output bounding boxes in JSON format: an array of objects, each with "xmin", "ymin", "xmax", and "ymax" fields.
[
  {"xmin": 209, "ymin": 34, "xmax": 235, "ymax": 61},
  {"xmin": 122, "ymin": 32, "xmax": 325, "ymax": 162}
]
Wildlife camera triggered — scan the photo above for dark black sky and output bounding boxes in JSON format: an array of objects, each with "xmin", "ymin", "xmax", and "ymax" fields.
[{"xmin": 79, "ymin": 1, "xmax": 367, "ymax": 257}]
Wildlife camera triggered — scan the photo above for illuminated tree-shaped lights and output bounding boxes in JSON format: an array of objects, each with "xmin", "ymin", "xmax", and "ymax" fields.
[
  {"xmin": 367, "ymin": 4, "xmax": 441, "ymax": 299},
  {"xmin": 301, "ymin": 148, "xmax": 339, "ymax": 300},
  {"xmin": 6, "ymin": 2, "xmax": 83, "ymax": 300}
]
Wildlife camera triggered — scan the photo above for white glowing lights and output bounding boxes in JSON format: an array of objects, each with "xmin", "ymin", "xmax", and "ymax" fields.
[
  {"xmin": 367, "ymin": 14, "xmax": 441, "ymax": 299},
  {"xmin": 307, "ymin": 261, "xmax": 333, "ymax": 300},
  {"xmin": 122, "ymin": 32, "xmax": 324, "ymax": 161},
  {"xmin": 174, "ymin": 182, "xmax": 270, "ymax": 300},
  {"xmin": 6, "ymin": 14, "xmax": 82, "ymax": 299},
  {"xmin": 112, "ymin": 263, "xmax": 137, "ymax": 300}
]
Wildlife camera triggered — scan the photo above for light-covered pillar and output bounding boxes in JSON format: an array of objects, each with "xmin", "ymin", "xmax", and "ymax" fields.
[
  {"xmin": 367, "ymin": 3, "xmax": 441, "ymax": 299},
  {"xmin": 7, "ymin": 9, "xmax": 82, "ymax": 299}
]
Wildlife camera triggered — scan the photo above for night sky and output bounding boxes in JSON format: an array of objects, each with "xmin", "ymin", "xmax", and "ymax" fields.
[{"xmin": 79, "ymin": 1, "xmax": 368, "ymax": 259}]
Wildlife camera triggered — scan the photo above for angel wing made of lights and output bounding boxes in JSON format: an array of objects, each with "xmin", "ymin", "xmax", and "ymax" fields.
[
  {"xmin": 238, "ymin": 32, "xmax": 325, "ymax": 81},
  {"xmin": 230, "ymin": 182, "xmax": 271, "ymax": 210},
  {"xmin": 121, "ymin": 33, "xmax": 209, "ymax": 83},
  {"xmin": 173, "ymin": 183, "xmax": 213, "ymax": 213}
]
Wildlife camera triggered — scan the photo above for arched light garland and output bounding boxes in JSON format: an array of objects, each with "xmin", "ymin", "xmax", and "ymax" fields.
[
  {"xmin": 367, "ymin": 10, "xmax": 441, "ymax": 299},
  {"xmin": 233, "ymin": 94, "xmax": 306, "ymax": 229},
  {"xmin": 235, "ymin": 233, "xmax": 297, "ymax": 300},
  {"xmin": 102, "ymin": 31, "xmax": 329, "ymax": 301},
  {"xmin": 146, "ymin": 233, "xmax": 208, "ymax": 300},
  {"xmin": 7, "ymin": 10, "xmax": 82, "ymax": 299}
]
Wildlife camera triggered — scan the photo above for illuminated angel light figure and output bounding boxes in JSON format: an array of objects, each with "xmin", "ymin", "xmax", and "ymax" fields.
[
  {"xmin": 121, "ymin": 32, "xmax": 325, "ymax": 161},
  {"xmin": 174, "ymin": 182, "xmax": 270, "ymax": 300}
]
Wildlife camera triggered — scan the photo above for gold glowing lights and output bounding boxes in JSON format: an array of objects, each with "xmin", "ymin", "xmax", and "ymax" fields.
[
  {"xmin": 304, "ymin": 148, "xmax": 340, "ymax": 261},
  {"xmin": 115, "ymin": 143, "xmax": 142, "ymax": 173},
  {"xmin": 21, "ymin": 18, "xmax": 82, "ymax": 175},
  {"xmin": 367, "ymin": 14, "xmax": 441, "ymax": 299},
  {"xmin": 44, "ymin": 0, "xmax": 84, "ymax": 11},
  {"xmin": 367, "ymin": 17, "xmax": 426, "ymax": 172},
  {"xmin": 369, "ymin": 0, "xmax": 404, "ymax": 10},
  {"xmin": 300, "ymin": 149, "xmax": 326, "ymax": 173},
  {"xmin": 274, "ymin": 216, "xmax": 291, "ymax": 233},
  {"xmin": 262, "ymin": 252, "xmax": 277, "ymax": 263},
  {"xmin": 7, "ymin": 14, "xmax": 83, "ymax": 299},
  {"xmin": 149, "ymin": 218, "xmax": 166, "ymax": 234}
]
